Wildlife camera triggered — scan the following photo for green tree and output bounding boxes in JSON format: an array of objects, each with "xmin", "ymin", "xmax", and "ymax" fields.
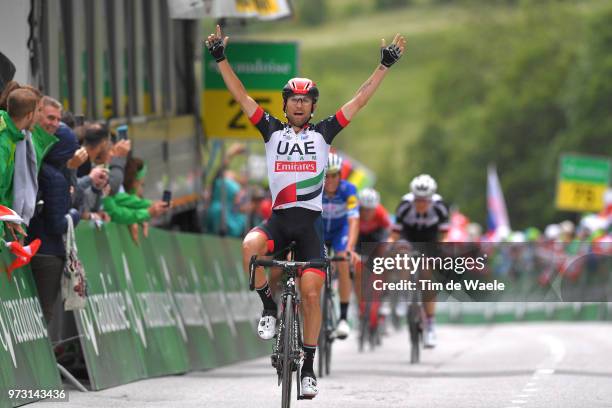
[{"xmin": 296, "ymin": 0, "xmax": 327, "ymax": 26}]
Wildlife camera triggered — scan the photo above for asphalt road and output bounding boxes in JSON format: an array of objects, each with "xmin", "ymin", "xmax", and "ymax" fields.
[{"xmin": 35, "ymin": 322, "xmax": 612, "ymax": 408}]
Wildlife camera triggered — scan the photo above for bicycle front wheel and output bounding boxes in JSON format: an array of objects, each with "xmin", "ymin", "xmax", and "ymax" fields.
[{"xmin": 281, "ymin": 294, "xmax": 294, "ymax": 408}]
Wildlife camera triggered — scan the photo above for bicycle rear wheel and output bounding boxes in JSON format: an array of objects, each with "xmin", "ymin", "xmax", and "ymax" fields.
[
  {"xmin": 408, "ymin": 303, "xmax": 421, "ymax": 364},
  {"xmin": 281, "ymin": 294, "xmax": 294, "ymax": 408},
  {"xmin": 324, "ymin": 294, "xmax": 334, "ymax": 375},
  {"xmin": 318, "ymin": 292, "xmax": 328, "ymax": 378}
]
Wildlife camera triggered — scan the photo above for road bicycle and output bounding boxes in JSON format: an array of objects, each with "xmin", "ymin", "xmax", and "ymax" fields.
[{"xmin": 249, "ymin": 242, "xmax": 328, "ymax": 407}]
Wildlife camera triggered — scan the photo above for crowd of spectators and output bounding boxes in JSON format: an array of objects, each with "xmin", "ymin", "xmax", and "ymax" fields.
[
  {"xmin": 203, "ymin": 142, "xmax": 271, "ymax": 238},
  {"xmin": 0, "ymin": 80, "xmax": 170, "ymax": 326}
]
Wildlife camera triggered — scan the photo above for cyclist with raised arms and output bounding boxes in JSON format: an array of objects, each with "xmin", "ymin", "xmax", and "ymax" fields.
[
  {"xmin": 389, "ymin": 174, "xmax": 449, "ymax": 348},
  {"xmin": 206, "ymin": 24, "xmax": 405, "ymax": 398},
  {"xmin": 322, "ymin": 152, "xmax": 359, "ymax": 340}
]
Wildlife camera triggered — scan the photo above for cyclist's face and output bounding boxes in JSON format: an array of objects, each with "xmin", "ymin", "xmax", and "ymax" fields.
[
  {"xmin": 324, "ymin": 172, "xmax": 340, "ymax": 193},
  {"xmin": 285, "ymin": 95, "xmax": 314, "ymax": 127},
  {"xmin": 360, "ymin": 207, "xmax": 376, "ymax": 221},
  {"xmin": 414, "ymin": 198, "xmax": 431, "ymax": 213}
]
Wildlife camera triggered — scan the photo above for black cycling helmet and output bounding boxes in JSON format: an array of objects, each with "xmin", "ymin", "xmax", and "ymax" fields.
[{"xmin": 282, "ymin": 78, "xmax": 319, "ymax": 106}]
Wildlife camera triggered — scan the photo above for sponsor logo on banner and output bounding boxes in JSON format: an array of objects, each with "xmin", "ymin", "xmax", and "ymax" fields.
[
  {"xmin": 275, "ymin": 161, "xmax": 317, "ymax": 172},
  {"xmin": 188, "ymin": 261, "xmax": 215, "ymax": 338},
  {"xmin": 213, "ymin": 260, "xmax": 238, "ymax": 336},
  {"xmin": 0, "ymin": 276, "xmax": 48, "ymax": 367},
  {"xmin": 78, "ymin": 257, "xmax": 151, "ymax": 356},
  {"xmin": 159, "ymin": 256, "xmax": 188, "ymax": 341}
]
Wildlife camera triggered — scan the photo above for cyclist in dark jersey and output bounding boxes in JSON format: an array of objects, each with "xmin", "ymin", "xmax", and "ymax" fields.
[
  {"xmin": 389, "ymin": 174, "xmax": 449, "ymax": 348},
  {"xmin": 206, "ymin": 24, "xmax": 405, "ymax": 397}
]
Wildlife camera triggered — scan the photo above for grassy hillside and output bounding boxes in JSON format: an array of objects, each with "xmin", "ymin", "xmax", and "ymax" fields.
[{"xmin": 203, "ymin": 0, "xmax": 611, "ymax": 225}]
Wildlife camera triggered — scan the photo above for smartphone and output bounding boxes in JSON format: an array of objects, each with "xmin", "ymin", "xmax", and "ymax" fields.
[
  {"xmin": 117, "ymin": 125, "xmax": 128, "ymax": 141},
  {"xmin": 75, "ymin": 115, "xmax": 85, "ymax": 127},
  {"xmin": 162, "ymin": 190, "xmax": 172, "ymax": 206}
]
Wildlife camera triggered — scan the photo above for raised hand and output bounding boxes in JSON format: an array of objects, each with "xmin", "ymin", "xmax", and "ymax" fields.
[
  {"xmin": 205, "ymin": 24, "xmax": 229, "ymax": 62},
  {"xmin": 380, "ymin": 33, "xmax": 406, "ymax": 68}
]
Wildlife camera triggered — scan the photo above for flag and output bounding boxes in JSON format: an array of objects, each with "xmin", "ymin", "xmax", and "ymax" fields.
[
  {"xmin": 5, "ymin": 239, "xmax": 41, "ymax": 279},
  {"xmin": 487, "ymin": 165, "xmax": 511, "ymax": 239},
  {"xmin": 0, "ymin": 205, "xmax": 24, "ymax": 223}
]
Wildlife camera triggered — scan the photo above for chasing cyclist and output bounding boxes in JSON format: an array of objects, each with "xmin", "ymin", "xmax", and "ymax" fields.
[
  {"xmin": 358, "ymin": 187, "xmax": 391, "ymax": 247},
  {"xmin": 356, "ymin": 187, "xmax": 391, "ymax": 300},
  {"xmin": 322, "ymin": 152, "xmax": 359, "ymax": 340},
  {"xmin": 356, "ymin": 187, "xmax": 392, "ymax": 340},
  {"xmin": 206, "ymin": 24, "xmax": 405, "ymax": 397},
  {"xmin": 389, "ymin": 174, "xmax": 449, "ymax": 348}
]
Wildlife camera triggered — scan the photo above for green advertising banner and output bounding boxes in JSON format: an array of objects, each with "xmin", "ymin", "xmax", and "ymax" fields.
[
  {"xmin": 73, "ymin": 224, "xmax": 269, "ymax": 391},
  {"xmin": 72, "ymin": 225, "xmax": 146, "ymax": 390},
  {"xmin": 166, "ymin": 232, "xmax": 219, "ymax": 370},
  {"xmin": 0, "ymin": 251, "xmax": 63, "ymax": 407},
  {"xmin": 105, "ymin": 225, "xmax": 190, "ymax": 378}
]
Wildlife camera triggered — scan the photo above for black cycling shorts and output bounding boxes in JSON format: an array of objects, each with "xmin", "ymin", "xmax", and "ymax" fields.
[{"xmin": 252, "ymin": 207, "xmax": 326, "ymax": 277}]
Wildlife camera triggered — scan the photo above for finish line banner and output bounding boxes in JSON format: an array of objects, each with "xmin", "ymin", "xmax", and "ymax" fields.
[{"xmin": 73, "ymin": 223, "xmax": 266, "ymax": 391}]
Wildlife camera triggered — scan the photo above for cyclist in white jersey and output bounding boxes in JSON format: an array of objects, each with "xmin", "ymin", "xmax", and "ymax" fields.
[{"xmin": 206, "ymin": 25, "xmax": 405, "ymax": 397}]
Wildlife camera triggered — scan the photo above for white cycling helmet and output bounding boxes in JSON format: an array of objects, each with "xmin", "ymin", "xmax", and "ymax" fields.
[
  {"xmin": 327, "ymin": 153, "xmax": 343, "ymax": 174},
  {"xmin": 359, "ymin": 188, "xmax": 380, "ymax": 209},
  {"xmin": 410, "ymin": 174, "xmax": 437, "ymax": 198}
]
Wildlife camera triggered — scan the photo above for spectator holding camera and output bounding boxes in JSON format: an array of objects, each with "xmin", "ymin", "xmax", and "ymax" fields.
[
  {"xmin": 74, "ymin": 124, "xmax": 130, "ymax": 221},
  {"xmin": 102, "ymin": 157, "xmax": 169, "ymax": 243}
]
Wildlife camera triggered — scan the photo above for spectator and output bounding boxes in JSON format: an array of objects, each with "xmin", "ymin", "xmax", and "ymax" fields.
[
  {"xmin": 27, "ymin": 123, "xmax": 80, "ymax": 324},
  {"xmin": 76, "ymin": 123, "xmax": 130, "ymax": 195},
  {"xmin": 37, "ymin": 96, "xmax": 62, "ymax": 135},
  {"xmin": 244, "ymin": 185, "xmax": 269, "ymax": 231},
  {"xmin": 0, "ymin": 88, "xmax": 38, "ymax": 239},
  {"xmin": 2, "ymin": 85, "xmax": 63, "ymax": 228},
  {"xmin": 205, "ymin": 143, "xmax": 247, "ymax": 237},
  {"xmin": 102, "ymin": 157, "xmax": 169, "ymax": 243},
  {"xmin": 74, "ymin": 124, "xmax": 129, "ymax": 221}
]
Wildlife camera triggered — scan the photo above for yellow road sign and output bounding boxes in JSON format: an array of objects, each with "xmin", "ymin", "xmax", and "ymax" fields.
[
  {"xmin": 556, "ymin": 180, "xmax": 607, "ymax": 212},
  {"xmin": 202, "ymin": 90, "xmax": 284, "ymax": 139}
]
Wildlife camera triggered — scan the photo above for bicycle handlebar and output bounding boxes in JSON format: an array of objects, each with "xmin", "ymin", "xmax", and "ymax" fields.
[
  {"xmin": 249, "ymin": 253, "xmax": 330, "ymax": 291},
  {"xmin": 253, "ymin": 258, "xmax": 329, "ymax": 269}
]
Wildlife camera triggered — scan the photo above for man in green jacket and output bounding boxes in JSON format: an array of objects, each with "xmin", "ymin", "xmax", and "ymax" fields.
[{"xmin": 0, "ymin": 88, "xmax": 39, "ymax": 238}]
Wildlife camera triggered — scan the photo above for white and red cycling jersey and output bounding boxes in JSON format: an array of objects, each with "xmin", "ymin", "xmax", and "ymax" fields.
[
  {"xmin": 360, "ymin": 204, "xmax": 391, "ymax": 236},
  {"xmin": 249, "ymin": 106, "xmax": 349, "ymax": 211}
]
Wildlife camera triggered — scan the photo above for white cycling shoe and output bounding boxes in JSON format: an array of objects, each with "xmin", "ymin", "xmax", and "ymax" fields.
[
  {"xmin": 335, "ymin": 319, "xmax": 350, "ymax": 340},
  {"xmin": 257, "ymin": 311, "xmax": 277, "ymax": 340},
  {"xmin": 301, "ymin": 374, "xmax": 319, "ymax": 398},
  {"xmin": 423, "ymin": 322, "xmax": 437, "ymax": 348}
]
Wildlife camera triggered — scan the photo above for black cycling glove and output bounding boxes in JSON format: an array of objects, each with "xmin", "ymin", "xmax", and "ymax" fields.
[
  {"xmin": 207, "ymin": 37, "xmax": 226, "ymax": 63},
  {"xmin": 380, "ymin": 43, "xmax": 402, "ymax": 68}
]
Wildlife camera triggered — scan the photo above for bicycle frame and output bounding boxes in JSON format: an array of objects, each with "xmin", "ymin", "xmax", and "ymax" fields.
[{"xmin": 249, "ymin": 243, "xmax": 328, "ymax": 406}]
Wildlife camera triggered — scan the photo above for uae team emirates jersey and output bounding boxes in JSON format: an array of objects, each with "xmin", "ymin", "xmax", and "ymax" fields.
[{"xmin": 249, "ymin": 106, "xmax": 349, "ymax": 211}]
